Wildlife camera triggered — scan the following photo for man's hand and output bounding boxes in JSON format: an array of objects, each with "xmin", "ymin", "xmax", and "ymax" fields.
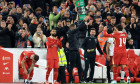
[
  {"xmin": 60, "ymin": 36, "xmax": 63, "ymax": 41},
  {"xmin": 7, "ymin": 24, "xmax": 12, "ymax": 31},
  {"xmin": 104, "ymin": 26, "xmax": 108, "ymax": 31},
  {"xmin": 107, "ymin": 55, "xmax": 110, "ymax": 61},
  {"xmin": 87, "ymin": 49, "xmax": 91, "ymax": 53},
  {"xmin": 102, "ymin": 54, "xmax": 104, "ymax": 58}
]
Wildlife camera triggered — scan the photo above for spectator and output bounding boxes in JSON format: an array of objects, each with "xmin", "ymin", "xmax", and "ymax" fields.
[
  {"xmin": 15, "ymin": 28, "xmax": 28, "ymax": 48},
  {"xmin": 112, "ymin": 4, "xmax": 123, "ymax": 24},
  {"xmin": 1, "ymin": 6, "xmax": 9, "ymax": 20},
  {"xmin": 0, "ymin": 20, "xmax": 14, "ymax": 48},
  {"xmin": 62, "ymin": 11, "xmax": 71, "ymax": 21},
  {"xmin": 29, "ymin": 16, "xmax": 38, "ymax": 36},
  {"xmin": 35, "ymin": 7, "xmax": 43, "ymax": 17},
  {"xmin": 96, "ymin": 1, "xmax": 103, "ymax": 11},
  {"xmin": 58, "ymin": 2, "xmax": 72, "ymax": 15},
  {"xmin": 126, "ymin": 38, "xmax": 135, "ymax": 49},
  {"xmin": 43, "ymin": 3, "xmax": 51, "ymax": 17},
  {"xmin": 0, "ymin": 15, "xmax": 3, "ymax": 22},
  {"xmin": 107, "ymin": 16, "xmax": 116, "ymax": 34},
  {"xmin": 15, "ymin": 7, "xmax": 23, "ymax": 20},
  {"xmin": 32, "ymin": 27, "xmax": 46, "ymax": 48},
  {"xmin": 49, "ymin": 6, "xmax": 61, "ymax": 30},
  {"xmin": 16, "ymin": 19, "xmax": 24, "ymax": 29}
]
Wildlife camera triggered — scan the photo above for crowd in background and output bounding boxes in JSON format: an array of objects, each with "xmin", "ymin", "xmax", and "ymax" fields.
[{"xmin": 0, "ymin": 0, "xmax": 140, "ymax": 49}]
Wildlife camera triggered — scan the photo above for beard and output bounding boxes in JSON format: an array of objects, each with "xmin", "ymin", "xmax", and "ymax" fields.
[{"xmin": 52, "ymin": 34, "xmax": 56, "ymax": 37}]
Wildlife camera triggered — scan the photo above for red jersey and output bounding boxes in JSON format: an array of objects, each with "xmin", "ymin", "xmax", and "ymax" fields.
[
  {"xmin": 19, "ymin": 50, "xmax": 35, "ymax": 67},
  {"xmin": 103, "ymin": 31, "xmax": 127, "ymax": 52},
  {"xmin": 46, "ymin": 36, "xmax": 62, "ymax": 60}
]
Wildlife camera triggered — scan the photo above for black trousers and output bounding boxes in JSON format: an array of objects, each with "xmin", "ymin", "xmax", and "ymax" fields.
[
  {"xmin": 83, "ymin": 57, "xmax": 95, "ymax": 81},
  {"xmin": 57, "ymin": 66, "xmax": 66, "ymax": 83},
  {"xmin": 69, "ymin": 50, "xmax": 82, "ymax": 82}
]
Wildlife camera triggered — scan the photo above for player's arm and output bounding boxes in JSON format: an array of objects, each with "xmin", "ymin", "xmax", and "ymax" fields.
[
  {"xmin": 58, "ymin": 37, "xmax": 63, "ymax": 49},
  {"xmin": 28, "ymin": 63, "xmax": 35, "ymax": 74},
  {"xmin": 96, "ymin": 39, "xmax": 103, "ymax": 55},
  {"xmin": 21, "ymin": 59, "xmax": 28, "ymax": 75},
  {"xmin": 106, "ymin": 42, "xmax": 111, "ymax": 61},
  {"xmin": 103, "ymin": 26, "xmax": 115, "ymax": 37},
  {"xmin": 46, "ymin": 38, "xmax": 57, "ymax": 48}
]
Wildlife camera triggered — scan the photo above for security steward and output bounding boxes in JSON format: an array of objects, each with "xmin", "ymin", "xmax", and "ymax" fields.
[
  {"xmin": 82, "ymin": 28, "xmax": 104, "ymax": 83},
  {"xmin": 57, "ymin": 48, "xmax": 67, "ymax": 83}
]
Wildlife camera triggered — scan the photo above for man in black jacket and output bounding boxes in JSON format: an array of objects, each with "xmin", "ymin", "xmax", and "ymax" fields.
[
  {"xmin": 67, "ymin": 21, "xmax": 86, "ymax": 83},
  {"xmin": 82, "ymin": 28, "xmax": 104, "ymax": 83},
  {"xmin": 0, "ymin": 20, "xmax": 14, "ymax": 48}
]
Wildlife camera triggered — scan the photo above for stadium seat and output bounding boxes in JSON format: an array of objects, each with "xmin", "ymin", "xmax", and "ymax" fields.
[
  {"xmin": 96, "ymin": 52, "xmax": 106, "ymax": 66},
  {"xmin": 72, "ymin": 68, "xmax": 79, "ymax": 83},
  {"xmin": 65, "ymin": 68, "xmax": 69, "ymax": 83}
]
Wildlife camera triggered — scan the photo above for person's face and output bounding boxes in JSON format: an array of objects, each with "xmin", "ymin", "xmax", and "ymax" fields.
[
  {"xmin": 64, "ymin": 12, "xmax": 70, "ymax": 18},
  {"xmin": 121, "ymin": 17, "xmax": 126, "ymax": 23},
  {"xmin": 99, "ymin": 25, "xmax": 104, "ymax": 32},
  {"xmin": 104, "ymin": 2, "xmax": 109, "ymax": 7},
  {"xmin": 51, "ymin": 30, "xmax": 56, "ymax": 36},
  {"xmin": 31, "ymin": 55, "xmax": 35, "ymax": 62},
  {"xmin": 96, "ymin": 3, "xmax": 102, "ymax": 9},
  {"xmin": 3, "ymin": 6, "xmax": 8, "ymax": 12},
  {"xmin": 23, "ymin": 23, "xmax": 27, "ymax": 29},
  {"xmin": 39, "ymin": 17, "xmax": 43, "ymax": 22},
  {"xmin": 16, "ymin": 8, "xmax": 22, "ymax": 14},
  {"xmin": 32, "ymin": 16, "xmax": 37, "ymax": 22},
  {"xmin": 57, "ymin": 22, "xmax": 62, "ymax": 27},
  {"xmin": 70, "ymin": 26, "xmax": 76, "ymax": 30},
  {"xmin": 107, "ymin": 15, "xmax": 111, "ymax": 20},
  {"xmin": 37, "ymin": 28, "xmax": 42, "ymax": 33},
  {"xmin": 0, "ymin": 15, "xmax": 2, "ymax": 21},
  {"xmin": 129, "ymin": 39, "xmax": 133, "ymax": 45},
  {"xmin": 90, "ymin": 30, "xmax": 96, "ymax": 36},
  {"xmin": 111, "ymin": 19, "xmax": 116, "ymax": 25},
  {"xmin": 53, "ymin": 7, "xmax": 58, "ymax": 13},
  {"xmin": 11, "ymin": 1, "xmax": 15, "ymax": 7},
  {"xmin": 96, "ymin": 11, "xmax": 101, "ymax": 16},
  {"xmin": 131, "ymin": 14, "xmax": 136, "ymax": 18},
  {"xmin": 88, "ymin": 0, "xmax": 93, "ymax": 5},
  {"xmin": 131, "ymin": 18, "xmax": 135, "ymax": 24},
  {"xmin": 61, "ymin": 3, "xmax": 66, "ymax": 9},
  {"xmin": 66, "ymin": 22, "xmax": 71, "ymax": 26},
  {"xmin": 7, "ymin": 16, "xmax": 12, "ymax": 22},
  {"xmin": 115, "ymin": 7, "xmax": 120, "ymax": 12},
  {"xmin": 0, "ymin": 21, "xmax": 6, "ymax": 28},
  {"xmin": 132, "ymin": 10, "xmax": 136, "ymax": 14}
]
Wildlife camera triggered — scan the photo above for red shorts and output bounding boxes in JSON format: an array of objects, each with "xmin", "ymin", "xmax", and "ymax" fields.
[
  {"xmin": 47, "ymin": 59, "xmax": 59, "ymax": 68},
  {"xmin": 109, "ymin": 56, "xmax": 113, "ymax": 66},
  {"xmin": 113, "ymin": 52, "xmax": 127, "ymax": 66}
]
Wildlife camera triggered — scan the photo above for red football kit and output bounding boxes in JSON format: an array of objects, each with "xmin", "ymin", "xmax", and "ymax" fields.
[
  {"xmin": 45, "ymin": 36, "xmax": 62, "ymax": 81},
  {"xmin": 103, "ymin": 31, "xmax": 127, "ymax": 65},
  {"xmin": 19, "ymin": 50, "xmax": 36, "ymax": 80},
  {"xmin": 103, "ymin": 30, "xmax": 130, "ymax": 81}
]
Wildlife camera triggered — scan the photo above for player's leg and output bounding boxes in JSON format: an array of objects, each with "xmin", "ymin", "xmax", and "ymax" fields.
[
  {"xmin": 46, "ymin": 59, "xmax": 53, "ymax": 83},
  {"xmin": 75, "ymin": 51, "xmax": 82, "ymax": 82},
  {"xmin": 120, "ymin": 68, "xmax": 126, "ymax": 83},
  {"xmin": 121, "ymin": 64, "xmax": 130, "ymax": 84},
  {"xmin": 83, "ymin": 57, "xmax": 90, "ymax": 83},
  {"xmin": 89, "ymin": 57, "xmax": 95, "ymax": 83},
  {"xmin": 110, "ymin": 56, "xmax": 114, "ymax": 81},
  {"xmin": 53, "ymin": 59, "xmax": 60, "ymax": 84}
]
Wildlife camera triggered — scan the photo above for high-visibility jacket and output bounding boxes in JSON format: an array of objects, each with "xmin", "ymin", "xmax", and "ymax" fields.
[
  {"xmin": 97, "ymin": 31, "xmax": 108, "ymax": 50},
  {"xmin": 58, "ymin": 48, "xmax": 67, "ymax": 66}
]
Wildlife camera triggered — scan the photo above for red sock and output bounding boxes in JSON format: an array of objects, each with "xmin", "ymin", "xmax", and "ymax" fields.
[
  {"xmin": 54, "ymin": 68, "xmax": 58, "ymax": 80},
  {"xmin": 46, "ymin": 68, "xmax": 52, "ymax": 81},
  {"xmin": 113, "ymin": 67, "xmax": 118, "ymax": 81},
  {"xmin": 124, "ymin": 67, "xmax": 129, "ymax": 77}
]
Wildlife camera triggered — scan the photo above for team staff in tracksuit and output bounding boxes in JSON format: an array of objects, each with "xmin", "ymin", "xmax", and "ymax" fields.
[
  {"xmin": 67, "ymin": 20, "xmax": 86, "ymax": 82},
  {"xmin": 82, "ymin": 28, "xmax": 104, "ymax": 83}
]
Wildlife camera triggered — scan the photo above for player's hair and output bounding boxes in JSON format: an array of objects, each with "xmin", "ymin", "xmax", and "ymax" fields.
[
  {"xmin": 51, "ymin": 28, "xmax": 56, "ymax": 31},
  {"xmin": 34, "ymin": 54, "xmax": 39, "ymax": 62},
  {"xmin": 69, "ymin": 24, "xmax": 76, "ymax": 29},
  {"xmin": 90, "ymin": 28, "xmax": 96, "ymax": 32},
  {"xmin": 111, "ymin": 16, "xmax": 116, "ymax": 19},
  {"xmin": 116, "ymin": 24, "xmax": 122, "ymax": 31}
]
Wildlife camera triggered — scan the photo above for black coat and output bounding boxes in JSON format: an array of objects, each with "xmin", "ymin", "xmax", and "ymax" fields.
[
  {"xmin": 0, "ymin": 27, "xmax": 14, "ymax": 48},
  {"xmin": 29, "ymin": 23, "xmax": 38, "ymax": 36},
  {"xmin": 77, "ymin": 20, "xmax": 87, "ymax": 38},
  {"xmin": 82, "ymin": 36, "xmax": 103, "ymax": 58},
  {"xmin": 67, "ymin": 20, "xmax": 86, "ymax": 50}
]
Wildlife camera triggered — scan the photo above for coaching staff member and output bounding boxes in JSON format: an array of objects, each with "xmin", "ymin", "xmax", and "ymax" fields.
[
  {"xmin": 67, "ymin": 20, "xmax": 86, "ymax": 83},
  {"xmin": 82, "ymin": 28, "xmax": 104, "ymax": 83}
]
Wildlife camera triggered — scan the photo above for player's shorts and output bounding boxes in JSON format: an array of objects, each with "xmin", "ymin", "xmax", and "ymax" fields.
[
  {"xmin": 47, "ymin": 59, "xmax": 59, "ymax": 68},
  {"xmin": 113, "ymin": 51, "xmax": 127, "ymax": 66},
  {"xmin": 109, "ymin": 56, "xmax": 113, "ymax": 66}
]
